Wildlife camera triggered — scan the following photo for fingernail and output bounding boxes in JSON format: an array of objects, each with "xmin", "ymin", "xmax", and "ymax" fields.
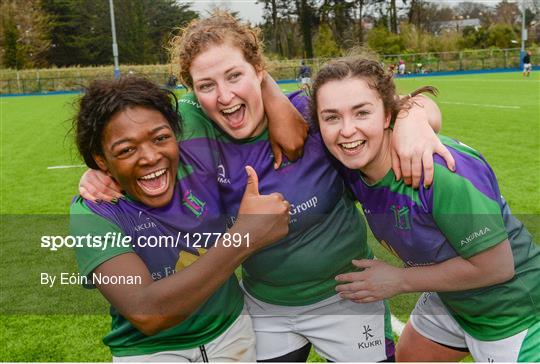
[
  {"xmin": 424, "ymin": 184, "xmax": 429, "ymax": 190},
  {"xmin": 111, "ymin": 198, "xmax": 118, "ymax": 204}
]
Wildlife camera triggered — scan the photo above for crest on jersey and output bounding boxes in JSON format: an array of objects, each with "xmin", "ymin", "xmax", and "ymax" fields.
[
  {"xmin": 176, "ymin": 248, "xmax": 207, "ymax": 271},
  {"xmin": 390, "ymin": 204, "xmax": 411, "ymax": 230},
  {"xmin": 182, "ymin": 190, "xmax": 206, "ymax": 217},
  {"xmin": 217, "ymin": 163, "xmax": 231, "ymax": 184}
]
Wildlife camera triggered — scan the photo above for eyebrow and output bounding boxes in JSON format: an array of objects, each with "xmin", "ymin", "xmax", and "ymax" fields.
[
  {"xmin": 110, "ymin": 125, "xmax": 171, "ymax": 150},
  {"xmin": 320, "ymin": 102, "xmax": 373, "ymax": 114},
  {"xmin": 225, "ymin": 66, "xmax": 238, "ymax": 74},
  {"xmin": 193, "ymin": 66, "xmax": 239, "ymax": 83},
  {"xmin": 193, "ymin": 77, "xmax": 213, "ymax": 84}
]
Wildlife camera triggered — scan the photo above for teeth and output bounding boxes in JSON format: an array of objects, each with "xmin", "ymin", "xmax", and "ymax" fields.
[
  {"xmin": 221, "ymin": 104, "xmax": 242, "ymax": 114},
  {"xmin": 340, "ymin": 140, "xmax": 365, "ymax": 149},
  {"xmin": 139, "ymin": 169, "xmax": 166, "ymax": 180}
]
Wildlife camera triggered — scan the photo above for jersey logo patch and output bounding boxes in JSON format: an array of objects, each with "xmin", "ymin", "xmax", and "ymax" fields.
[
  {"xmin": 182, "ymin": 190, "xmax": 207, "ymax": 218},
  {"xmin": 391, "ymin": 205, "xmax": 411, "ymax": 230},
  {"xmin": 217, "ymin": 164, "xmax": 231, "ymax": 184},
  {"xmin": 357, "ymin": 324, "xmax": 383, "ymax": 350},
  {"xmin": 363, "ymin": 325, "xmax": 374, "ymax": 340},
  {"xmin": 460, "ymin": 226, "xmax": 491, "ymax": 247}
]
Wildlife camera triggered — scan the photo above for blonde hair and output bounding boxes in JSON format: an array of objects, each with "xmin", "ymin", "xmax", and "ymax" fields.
[{"xmin": 169, "ymin": 11, "xmax": 265, "ymax": 89}]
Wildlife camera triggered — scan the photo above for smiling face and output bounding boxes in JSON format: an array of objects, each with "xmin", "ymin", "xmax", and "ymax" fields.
[
  {"xmin": 317, "ymin": 77, "xmax": 392, "ymax": 178},
  {"xmin": 189, "ymin": 43, "xmax": 266, "ymax": 139},
  {"xmin": 94, "ymin": 106, "xmax": 179, "ymax": 208}
]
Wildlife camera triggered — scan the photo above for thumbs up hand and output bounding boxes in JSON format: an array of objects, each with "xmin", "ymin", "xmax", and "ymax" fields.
[
  {"xmin": 242, "ymin": 165, "xmax": 261, "ymax": 198},
  {"xmin": 233, "ymin": 166, "xmax": 290, "ymax": 251}
]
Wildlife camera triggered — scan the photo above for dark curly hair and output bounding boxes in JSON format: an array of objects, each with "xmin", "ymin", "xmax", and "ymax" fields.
[
  {"xmin": 74, "ymin": 75, "xmax": 181, "ymax": 169},
  {"xmin": 311, "ymin": 56, "xmax": 437, "ymax": 125}
]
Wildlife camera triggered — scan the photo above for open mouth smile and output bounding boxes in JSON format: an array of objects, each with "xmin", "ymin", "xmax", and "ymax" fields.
[
  {"xmin": 137, "ymin": 168, "xmax": 169, "ymax": 196},
  {"xmin": 339, "ymin": 140, "xmax": 366, "ymax": 155},
  {"xmin": 220, "ymin": 104, "xmax": 246, "ymax": 128}
]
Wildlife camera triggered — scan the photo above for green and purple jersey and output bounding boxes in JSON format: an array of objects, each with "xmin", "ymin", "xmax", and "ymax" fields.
[
  {"xmin": 70, "ymin": 134, "xmax": 243, "ymax": 356},
  {"xmin": 341, "ymin": 135, "xmax": 540, "ymax": 340},
  {"xmin": 179, "ymin": 91, "xmax": 371, "ymax": 306}
]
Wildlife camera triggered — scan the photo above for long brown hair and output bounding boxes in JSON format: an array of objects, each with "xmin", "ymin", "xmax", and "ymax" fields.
[{"xmin": 311, "ymin": 56, "xmax": 437, "ymax": 125}]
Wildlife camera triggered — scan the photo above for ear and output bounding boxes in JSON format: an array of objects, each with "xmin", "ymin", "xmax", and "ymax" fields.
[
  {"xmin": 255, "ymin": 66, "xmax": 264, "ymax": 83},
  {"xmin": 384, "ymin": 112, "xmax": 392, "ymax": 129},
  {"xmin": 93, "ymin": 154, "xmax": 111, "ymax": 175}
]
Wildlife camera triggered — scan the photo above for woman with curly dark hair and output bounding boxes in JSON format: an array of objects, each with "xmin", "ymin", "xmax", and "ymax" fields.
[{"xmin": 71, "ymin": 75, "xmax": 290, "ymax": 361}]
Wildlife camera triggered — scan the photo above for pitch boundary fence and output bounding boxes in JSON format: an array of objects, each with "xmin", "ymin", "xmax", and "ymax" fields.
[{"xmin": 1, "ymin": 48, "xmax": 537, "ymax": 95}]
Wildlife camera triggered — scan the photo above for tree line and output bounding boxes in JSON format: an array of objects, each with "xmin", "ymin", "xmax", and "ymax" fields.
[
  {"xmin": 259, "ymin": 0, "xmax": 538, "ymax": 58},
  {"xmin": 1, "ymin": 0, "xmax": 196, "ymax": 69},
  {"xmin": 1, "ymin": 0, "xmax": 538, "ymax": 70}
]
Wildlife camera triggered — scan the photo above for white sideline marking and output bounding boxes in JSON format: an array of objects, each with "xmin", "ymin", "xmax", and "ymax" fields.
[
  {"xmin": 440, "ymin": 101, "xmax": 520, "ymax": 109},
  {"xmin": 427, "ymin": 79, "xmax": 539, "ymax": 83},
  {"xmin": 391, "ymin": 314, "xmax": 406, "ymax": 336},
  {"xmin": 47, "ymin": 164, "xmax": 85, "ymax": 170}
]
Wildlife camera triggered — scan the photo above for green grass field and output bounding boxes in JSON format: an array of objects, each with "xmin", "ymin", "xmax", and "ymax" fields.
[{"xmin": 1, "ymin": 71, "xmax": 539, "ymax": 361}]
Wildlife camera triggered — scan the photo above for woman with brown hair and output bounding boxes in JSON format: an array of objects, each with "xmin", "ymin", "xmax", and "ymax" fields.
[{"xmin": 312, "ymin": 55, "xmax": 539, "ymax": 362}]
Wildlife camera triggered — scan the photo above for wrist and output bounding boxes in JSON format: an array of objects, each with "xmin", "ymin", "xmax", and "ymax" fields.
[
  {"xmin": 224, "ymin": 224, "xmax": 254, "ymax": 257},
  {"xmin": 400, "ymin": 267, "xmax": 415, "ymax": 294}
]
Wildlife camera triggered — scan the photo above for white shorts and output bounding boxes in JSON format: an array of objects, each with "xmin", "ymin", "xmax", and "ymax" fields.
[
  {"xmin": 243, "ymin": 287, "xmax": 394, "ymax": 362},
  {"xmin": 523, "ymin": 63, "xmax": 532, "ymax": 72},
  {"xmin": 112, "ymin": 310, "xmax": 256, "ymax": 362},
  {"xmin": 301, "ymin": 77, "xmax": 311, "ymax": 86},
  {"xmin": 410, "ymin": 292, "xmax": 540, "ymax": 362}
]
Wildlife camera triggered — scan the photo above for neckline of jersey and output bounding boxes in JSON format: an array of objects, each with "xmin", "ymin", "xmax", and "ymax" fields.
[
  {"xmin": 357, "ymin": 167, "xmax": 395, "ymax": 188},
  {"xmin": 183, "ymin": 92, "xmax": 269, "ymax": 144}
]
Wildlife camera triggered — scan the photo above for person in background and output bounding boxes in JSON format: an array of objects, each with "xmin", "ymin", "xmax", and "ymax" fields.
[
  {"xmin": 523, "ymin": 50, "xmax": 533, "ymax": 77},
  {"xmin": 398, "ymin": 59, "xmax": 405, "ymax": 75},
  {"xmin": 166, "ymin": 73, "xmax": 177, "ymax": 89},
  {"xmin": 298, "ymin": 60, "xmax": 312, "ymax": 93}
]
